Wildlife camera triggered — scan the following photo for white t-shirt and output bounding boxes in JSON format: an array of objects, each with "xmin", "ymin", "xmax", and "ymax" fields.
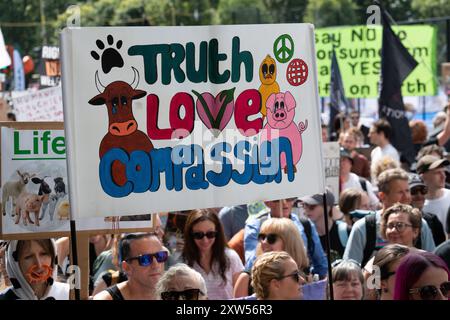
[
  {"xmin": 423, "ymin": 188, "xmax": 450, "ymax": 228},
  {"xmin": 342, "ymin": 172, "xmax": 380, "ymax": 209},
  {"xmin": 192, "ymin": 248, "xmax": 243, "ymax": 300},
  {"xmin": 370, "ymin": 144, "xmax": 400, "ymax": 167}
]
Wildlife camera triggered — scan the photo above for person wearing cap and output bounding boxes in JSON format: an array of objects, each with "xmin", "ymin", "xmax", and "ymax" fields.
[
  {"xmin": 344, "ymin": 168, "xmax": 435, "ymax": 266},
  {"xmin": 300, "ymin": 189, "xmax": 350, "ymax": 263},
  {"xmin": 408, "ymin": 173, "xmax": 446, "ymax": 246},
  {"xmin": 244, "ymin": 198, "xmax": 328, "ymax": 279},
  {"xmin": 417, "ymin": 155, "xmax": 450, "ymax": 229},
  {"xmin": 340, "ymin": 147, "xmax": 380, "ymax": 210}
]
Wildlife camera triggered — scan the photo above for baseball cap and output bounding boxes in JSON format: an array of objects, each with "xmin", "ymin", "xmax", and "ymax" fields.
[
  {"xmin": 408, "ymin": 173, "xmax": 426, "ymax": 189},
  {"xmin": 299, "ymin": 188, "xmax": 335, "ymax": 207},
  {"xmin": 416, "ymin": 155, "xmax": 450, "ymax": 174}
]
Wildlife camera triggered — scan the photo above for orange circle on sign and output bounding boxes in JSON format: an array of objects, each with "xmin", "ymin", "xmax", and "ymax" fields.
[{"xmin": 286, "ymin": 59, "xmax": 308, "ymax": 86}]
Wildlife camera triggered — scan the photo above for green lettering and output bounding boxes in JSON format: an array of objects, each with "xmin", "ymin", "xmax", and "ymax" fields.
[
  {"xmin": 231, "ymin": 36, "xmax": 253, "ymax": 82},
  {"xmin": 208, "ymin": 38, "xmax": 229, "ymax": 84},
  {"xmin": 186, "ymin": 41, "xmax": 207, "ymax": 83},
  {"xmin": 13, "ymin": 131, "xmax": 31, "ymax": 155},
  {"xmin": 52, "ymin": 136, "xmax": 66, "ymax": 155}
]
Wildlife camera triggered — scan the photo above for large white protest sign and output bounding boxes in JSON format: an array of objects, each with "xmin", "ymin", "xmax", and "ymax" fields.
[
  {"xmin": 61, "ymin": 24, "xmax": 325, "ymax": 219},
  {"xmin": 0, "ymin": 28, "xmax": 11, "ymax": 69},
  {"xmin": 11, "ymin": 86, "xmax": 63, "ymax": 121}
]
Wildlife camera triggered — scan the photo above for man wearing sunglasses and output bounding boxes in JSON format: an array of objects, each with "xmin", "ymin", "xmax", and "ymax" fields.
[
  {"xmin": 408, "ymin": 173, "xmax": 446, "ymax": 246},
  {"xmin": 94, "ymin": 233, "xmax": 167, "ymax": 300}
]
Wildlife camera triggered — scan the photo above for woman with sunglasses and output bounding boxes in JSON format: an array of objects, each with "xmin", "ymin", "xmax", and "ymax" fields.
[
  {"xmin": 182, "ymin": 209, "xmax": 243, "ymax": 300},
  {"xmin": 234, "ymin": 218, "xmax": 308, "ymax": 298},
  {"xmin": 93, "ymin": 233, "xmax": 168, "ymax": 300},
  {"xmin": 380, "ymin": 203, "xmax": 421, "ymax": 248},
  {"xmin": 331, "ymin": 259, "xmax": 364, "ymax": 300},
  {"xmin": 363, "ymin": 244, "xmax": 411, "ymax": 300},
  {"xmin": 394, "ymin": 251, "xmax": 450, "ymax": 300},
  {"xmin": 251, "ymin": 251, "xmax": 304, "ymax": 300},
  {"xmin": 155, "ymin": 263, "xmax": 207, "ymax": 300}
]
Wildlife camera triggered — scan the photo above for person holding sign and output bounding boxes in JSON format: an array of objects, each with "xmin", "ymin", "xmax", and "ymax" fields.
[
  {"xmin": 0, "ymin": 239, "xmax": 69, "ymax": 300},
  {"xmin": 181, "ymin": 209, "xmax": 244, "ymax": 300}
]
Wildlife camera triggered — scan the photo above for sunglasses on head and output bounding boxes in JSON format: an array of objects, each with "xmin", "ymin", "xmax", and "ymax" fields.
[
  {"xmin": 161, "ymin": 288, "xmax": 204, "ymax": 300},
  {"xmin": 409, "ymin": 281, "xmax": 450, "ymax": 300},
  {"xmin": 191, "ymin": 231, "xmax": 218, "ymax": 240},
  {"xmin": 257, "ymin": 233, "xmax": 279, "ymax": 245},
  {"xmin": 125, "ymin": 251, "xmax": 168, "ymax": 266},
  {"xmin": 278, "ymin": 270, "xmax": 302, "ymax": 283},
  {"xmin": 331, "ymin": 259, "xmax": 361, "ymax": 268}
]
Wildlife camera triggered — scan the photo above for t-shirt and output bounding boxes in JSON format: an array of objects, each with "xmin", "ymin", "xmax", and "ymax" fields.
[
  {"xmin": 191, "ymin": 248, "xmax": 244, "ymax": 300},
  {"xmin": 370, "ymin": 143, "xmax": 400, "ymax": 168},
  {"xmin": 342, "ymin": 172, "xmax": 380, "ymax": 208},
  {"xmin": 423, "ymin": 189, "xmax": 450, "ymax": 228}
]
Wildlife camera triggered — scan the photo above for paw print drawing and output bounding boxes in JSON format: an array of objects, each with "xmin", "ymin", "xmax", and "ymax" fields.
[{"xmin": 90, "ymin": 35, "xmax": 124, "ymax": 74}]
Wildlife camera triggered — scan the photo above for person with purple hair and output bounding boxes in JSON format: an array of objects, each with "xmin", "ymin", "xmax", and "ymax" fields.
[{"xmin": 393, "ymin": 251, "xmax": 450, "ymax": 300}]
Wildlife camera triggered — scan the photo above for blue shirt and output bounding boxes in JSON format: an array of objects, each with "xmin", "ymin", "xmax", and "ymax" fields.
[{"xmin": 244, "ymin": 213, "xmax": 328, "ymax": 277}]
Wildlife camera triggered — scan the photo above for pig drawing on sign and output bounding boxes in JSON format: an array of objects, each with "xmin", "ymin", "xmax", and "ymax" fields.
[
  {"xmin": 14, "ymin": 192, "xmax": 45, "ymax": 226},
  {"xmin": 261, "ymin": 91, "xmax": 308, "ymax": 172},
  {"xmin": 1, "ymin": 170, "xmax": 36, "ymax": 217}
]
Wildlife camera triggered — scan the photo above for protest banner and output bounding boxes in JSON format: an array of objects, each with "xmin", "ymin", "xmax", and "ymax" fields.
[
  {"xmin": 61, "ymin": 24, "xmax": 326, "ymax": 219},
  {"xmin": 39, "ymin": 46, "xmax": 61, "ymax": 87},
  {"xmin": 315, "ymin": 25, "xmax": 437, "ymax": 98},
  {"xmin": 11, "ymin": 87, "xmax": 64, "ymax": 121}
]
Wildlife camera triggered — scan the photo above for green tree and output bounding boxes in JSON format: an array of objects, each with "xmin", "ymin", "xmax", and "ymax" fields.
[
  {"xmin": 263, "ymin": 0, "xmax": 308, "ymax": 23},
  {"xmin": 217, "ymin": 0, "xmax": 270, "ymax": 24},
  {"xmin": 304, "ymin": 0, "xmax": 359, "ymax": 27}
]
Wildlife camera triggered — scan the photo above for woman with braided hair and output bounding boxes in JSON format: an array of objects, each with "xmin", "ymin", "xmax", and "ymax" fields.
[{"xmin": 251, "ymin": 251, "xmax": 304, "ymax": 300}]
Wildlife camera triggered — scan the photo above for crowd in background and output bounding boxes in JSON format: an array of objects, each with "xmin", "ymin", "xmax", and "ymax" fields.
[{"xmin": 1, "ymin": 103, "xmax": 450, "ymax": 301}]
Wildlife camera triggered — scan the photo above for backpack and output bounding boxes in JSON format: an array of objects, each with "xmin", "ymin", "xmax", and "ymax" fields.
[
  {"xmin": 336, "ymin": 220, "xmax": 349, "ymax": 248},
  {"xmin": 362, "ymin": 213, "xmax": 377, "ymax": 266},
  {"xmin": 359, "ymin": 177, "xmax": 368, "ymax": 192}
]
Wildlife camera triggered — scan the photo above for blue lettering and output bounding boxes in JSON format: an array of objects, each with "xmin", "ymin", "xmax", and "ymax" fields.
[
  {"xmin": 206, "ymin": 142, "xmax": 232, "ymax": 187},
  {"xmin": 99, "ymin": 148, "xmax": 133, "ymax": 197}
]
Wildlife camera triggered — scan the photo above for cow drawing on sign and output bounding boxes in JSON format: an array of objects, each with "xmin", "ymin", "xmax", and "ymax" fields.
[{"xmin": 88, "ymin": 67, "xmax": 153, "ymax": 186}]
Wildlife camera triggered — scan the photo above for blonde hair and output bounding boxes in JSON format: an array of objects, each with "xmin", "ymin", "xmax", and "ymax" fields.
[
  {"xmin": 371, "ymin": 156, "xmax": 400, "ymax": 184},
  {"xmin": 377, "ymin": 168, "xmax": 409, "ymax": 194},
  {"xmin": 256, "ymin": 218, "xmax": 309, "ymax": 270},
  {"xmin": 251, "ymin": 251, "xmax": 293, "ymax": 300}
]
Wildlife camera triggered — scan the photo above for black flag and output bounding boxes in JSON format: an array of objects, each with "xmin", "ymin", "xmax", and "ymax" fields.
[
  {"xmin": 329, "ymin": 49, "xmax": 351, "ymax": 139},
  {"xmin": 378, "ymin": 5, "xmax": 418, "ymax": 165}
]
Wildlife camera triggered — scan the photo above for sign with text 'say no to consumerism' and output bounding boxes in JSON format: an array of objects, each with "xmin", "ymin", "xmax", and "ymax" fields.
[
  {"xmin": 315, "ymin": 25, "xmax": 437, "ymax": 98},
  {"xmin": 61, "ymin": 24, "xmax": 325, "ymax": 219}
]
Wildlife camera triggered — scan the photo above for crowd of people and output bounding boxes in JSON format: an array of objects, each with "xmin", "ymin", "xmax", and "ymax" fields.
[{"xmin": 1, "ymin": 105, "xmax": 450, "ymax": 301}]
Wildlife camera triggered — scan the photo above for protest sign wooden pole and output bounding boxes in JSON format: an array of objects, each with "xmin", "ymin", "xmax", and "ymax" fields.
[{"xmin": 322, "ymin": 193, "xmax": 334, "ymax": 300}]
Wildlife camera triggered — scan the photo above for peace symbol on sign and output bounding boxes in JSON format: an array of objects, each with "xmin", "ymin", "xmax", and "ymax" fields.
[{"xmin": 273, "ymin": 34, "xmax": 294, "ymax": 63}]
